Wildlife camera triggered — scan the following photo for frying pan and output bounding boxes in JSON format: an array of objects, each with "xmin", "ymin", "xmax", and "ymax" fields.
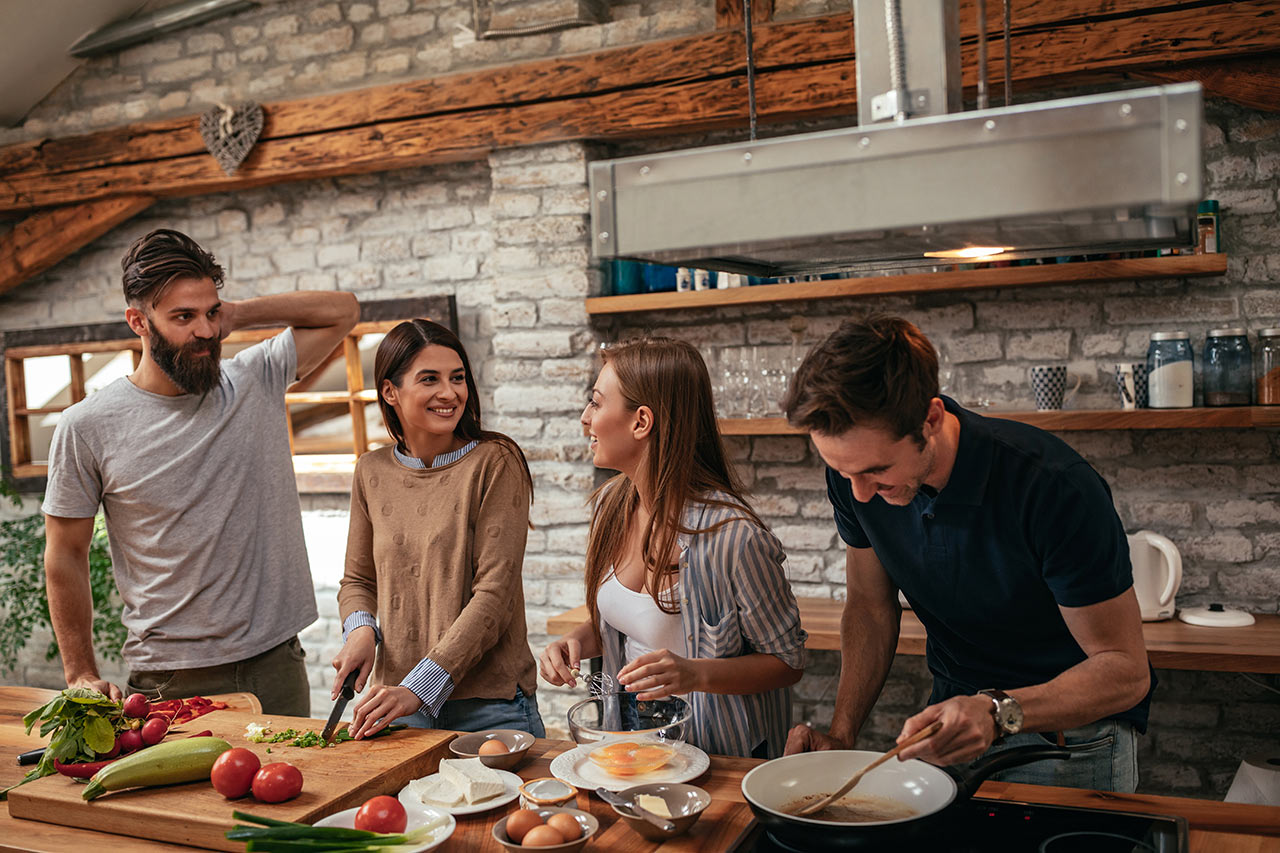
[{"xmin": 741, "ymin": 743, "xmax": 1070, "ymax": 850}]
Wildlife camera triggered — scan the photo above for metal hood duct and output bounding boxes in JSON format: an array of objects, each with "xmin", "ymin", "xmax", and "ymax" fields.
[{"xmin": 588, "ymin": 1, "xmax": 1203, "ymax": 277}]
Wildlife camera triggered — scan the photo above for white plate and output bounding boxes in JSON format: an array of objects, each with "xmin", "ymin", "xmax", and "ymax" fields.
[
  {"xmin": 549, "ymin": 740, "xmax": 710, "ymax": 792},
  {"xmin": 398, "ymin": 768, "xmax": 523, "ymax": 815},
  {"xmin": 313, "ymin": 804, "xmax": 455, "ymax": 852}
]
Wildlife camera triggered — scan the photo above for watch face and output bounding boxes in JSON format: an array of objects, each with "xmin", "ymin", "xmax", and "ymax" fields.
[{"xmin": 997, "ymin": 699, "xmax": 1024, "ymax": 733}]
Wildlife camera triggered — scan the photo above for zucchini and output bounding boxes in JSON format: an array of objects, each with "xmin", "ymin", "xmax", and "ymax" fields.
[{"xmin": 82, "ymin": 736, "xmax": 232, "ymax": 800}]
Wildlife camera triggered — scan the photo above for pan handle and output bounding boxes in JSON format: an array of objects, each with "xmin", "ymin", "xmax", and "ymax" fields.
[{"xmin": 948, "ymin": 744, "xmax": 1072, "ymax": 799}]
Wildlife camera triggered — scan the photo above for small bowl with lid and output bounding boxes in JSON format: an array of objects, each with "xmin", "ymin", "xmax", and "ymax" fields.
[{"xmin": 518, "ymin": 776, "xmax": 577, "ymax": 809}]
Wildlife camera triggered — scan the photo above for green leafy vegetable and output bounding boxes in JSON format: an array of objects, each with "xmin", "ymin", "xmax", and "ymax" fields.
[{"xmin": 1, "ymin": 688, "xmax": 122, "ymax": 799}]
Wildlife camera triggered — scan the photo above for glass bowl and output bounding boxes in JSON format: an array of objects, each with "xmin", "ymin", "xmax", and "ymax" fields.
[{"xmin": 565, "ymin": 694, "xmax": 691, "ymax": 746}]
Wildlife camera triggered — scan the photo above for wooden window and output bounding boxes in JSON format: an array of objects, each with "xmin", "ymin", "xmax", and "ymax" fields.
[{"xmin": 1, "ymin": 295, "xmax": 455, "ymax": 492}]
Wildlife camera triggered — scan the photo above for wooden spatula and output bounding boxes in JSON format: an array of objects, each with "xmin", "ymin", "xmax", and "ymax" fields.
[{"xmin": 794, "ymin": 720, "xmax": 944, "ymax": 817}]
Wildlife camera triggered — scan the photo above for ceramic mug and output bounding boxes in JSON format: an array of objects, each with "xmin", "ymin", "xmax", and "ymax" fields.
[
  {"xmin": 1029, "ymin": 365, "xmax": 1080, "ymax": 411},
  {"xmin": 1113, "ymin": 362, "xmax": 1149, "ymax": 409}
]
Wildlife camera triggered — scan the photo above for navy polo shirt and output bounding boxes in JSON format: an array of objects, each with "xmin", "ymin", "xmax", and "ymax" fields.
[{"xmin": 827, "ymin": 397, "xmax": 1153, "ymax": 732}]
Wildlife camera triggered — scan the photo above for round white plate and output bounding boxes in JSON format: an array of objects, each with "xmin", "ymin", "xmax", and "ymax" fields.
[
  {"xmin": 313, "ymin": 803, "xmax": 455, "ymax": 852},
  {"xmin": 397, "ymin": 769, "xmax": 523, "ymax": 815},
  {"xmin": 549, "ymin": 740, "xmax": 710, "ymax": 792}
]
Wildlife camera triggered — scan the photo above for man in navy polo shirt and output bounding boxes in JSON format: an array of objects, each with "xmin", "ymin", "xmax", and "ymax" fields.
[{"xmin": 780, "ymin": 316, "xmax": 1153, "ymax": 791}]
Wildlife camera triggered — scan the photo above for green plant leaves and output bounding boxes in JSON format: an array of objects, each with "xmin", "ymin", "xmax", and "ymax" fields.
[{"xmin": 83, "ymin": 715, "xmax": 116, "ymax": 754}]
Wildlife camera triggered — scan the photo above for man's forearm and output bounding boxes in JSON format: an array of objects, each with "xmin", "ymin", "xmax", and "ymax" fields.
[
  {"xmin": 828, "ymin": 601, "xmax": 900, "ymax": 746},
  {"xmin": 46, "ymin": 554, "xmax": 101, "ymax": 682},
  {"xmin": 1010, "ymin": 651, "xmax": 1150, "ymax": 733},
  {"xmin": 224, "ymin": 291, "xmax": 358, "ymax": 333}
]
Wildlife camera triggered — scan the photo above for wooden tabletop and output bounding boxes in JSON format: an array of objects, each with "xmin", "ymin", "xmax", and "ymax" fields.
[
  {"xmin": 547, "ymin": 600, "xmax": 1280, "ymax": 673},
  {"xmin": 2, "ymin": 686, "xmax": 1278, "ymax": 852}
]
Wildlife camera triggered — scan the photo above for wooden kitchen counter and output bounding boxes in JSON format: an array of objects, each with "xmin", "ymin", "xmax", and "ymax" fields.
[
  {"xmin": 549, "ymin": 601, "xmax": 1280, "ymax": 673},
  {"xmin": 2, "ymin": 686, "xmax": 1277, "ymax": 852}
]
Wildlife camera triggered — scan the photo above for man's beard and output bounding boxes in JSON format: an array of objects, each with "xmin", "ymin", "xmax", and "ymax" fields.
[{"xmin": 147, "ymin": 320, "xmax": 222, "ymax": 395}]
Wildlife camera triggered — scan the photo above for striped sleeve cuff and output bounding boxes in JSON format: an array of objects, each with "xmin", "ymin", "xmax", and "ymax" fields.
[
  {"xmin": 342, "ymin": 611, "xmax": 383, "ymax": 645},
  {"xmin": 401, "ymin": 658, "xmax": 455, "ymax": 716}
]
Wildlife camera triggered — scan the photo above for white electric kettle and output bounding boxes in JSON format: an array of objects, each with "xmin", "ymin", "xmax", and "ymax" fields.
[{"xmin": 1128, "ymin": 530, "xmax": 1182, "ymax": 621}]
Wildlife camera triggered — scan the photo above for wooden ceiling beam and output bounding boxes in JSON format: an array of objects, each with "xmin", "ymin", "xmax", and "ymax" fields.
[
  {"xmin": 1, "ymin": 0, "xmax": 1268, "ymax": 187},
  {"xmin": 1129, "ymin": 53, "xmax": 1280, "ymax": 114},
  {"xmin": 715, "ymin": 0, "xmax": 774, "ymax": 30},
  {"xmin": 0, "ymin": 195, "xmax": 154, "ymax": 297}
]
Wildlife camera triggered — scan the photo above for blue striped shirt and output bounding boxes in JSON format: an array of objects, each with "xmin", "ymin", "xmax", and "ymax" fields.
[
  {"xmin": 597, "ymin": 493, "xmax": 807, "ymax": 758},
  {"xmin": 341, "ymin": 439, "xmax": 479, "ymax": 714}
]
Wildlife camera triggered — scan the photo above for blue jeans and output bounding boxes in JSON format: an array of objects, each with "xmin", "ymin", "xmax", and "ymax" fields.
[
  {"xmin": 395, "ymin": 688, "xmax": 546, "ymax": 738},
  {"xmin": 983, "ymin": 718, "xmax": 1139, "ymax": 792}
]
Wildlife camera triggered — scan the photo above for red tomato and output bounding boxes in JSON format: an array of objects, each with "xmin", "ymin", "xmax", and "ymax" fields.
[
  {"xmin": 252, "ymin": 762, "xmax": 304, "ymax": 803},
  {"xmin": 353, "ymin": 795, "xmax": 407, "ymax": 834},
  {"xmin": 211, "ymin": 747, "xmax": 262, "ymax": 799}
]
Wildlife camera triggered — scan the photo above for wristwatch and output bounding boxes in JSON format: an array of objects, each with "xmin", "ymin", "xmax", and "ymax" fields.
[{"xmin": 978, "ymin": 688, "xmax": 1024, "ymax": 741}]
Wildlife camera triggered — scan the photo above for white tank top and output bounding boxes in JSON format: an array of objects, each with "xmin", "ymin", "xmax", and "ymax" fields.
[{"xmin": 596, "ymin": 572, "xmax": 686, "ymax": 664}]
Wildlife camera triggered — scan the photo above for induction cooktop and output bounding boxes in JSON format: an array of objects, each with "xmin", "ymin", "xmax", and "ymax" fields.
[{"xmin": 731, "ymin": 796, "xmax": 1189, "ymax": 852}]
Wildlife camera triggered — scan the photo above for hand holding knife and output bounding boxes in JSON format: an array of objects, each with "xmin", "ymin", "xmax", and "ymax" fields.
[{"xmin": 322, "ymin": 669, "xmax": 359, "ymax": 745}]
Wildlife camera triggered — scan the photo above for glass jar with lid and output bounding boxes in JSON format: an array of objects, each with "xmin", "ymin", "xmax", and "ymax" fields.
[
  {"xmin": 1146, "ymin": 331, "xmax": 1194, "ymax": 408},
  {"xmin": 1203, "ymin": 328, "xmax": 1252, "ymax": 406},
  {"xmin": 1258, "ymin": 329, "xmax": 1280, "ymax": 406}
]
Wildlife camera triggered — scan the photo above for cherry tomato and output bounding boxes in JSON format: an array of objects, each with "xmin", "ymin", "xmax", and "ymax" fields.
[
  {"xmin": 353, "ymin": 795, "xmax": 407, "ymax": 834},
  {"xmin": 211, "ymin": 747, "xmax": 262, "ymax": 798},
  {"xmin": 252, "ymin": 762, "xmax": 304, "ymax": 803}
]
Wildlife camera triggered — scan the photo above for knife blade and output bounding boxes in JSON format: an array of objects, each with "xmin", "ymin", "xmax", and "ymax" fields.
[{"xmin": 322, "ymin": 669, "xmax": 359, "ymax": 744}]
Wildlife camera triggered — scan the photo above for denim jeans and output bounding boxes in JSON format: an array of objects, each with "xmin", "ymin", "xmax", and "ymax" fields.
[
  {"xmin": 982, "ymin": 718, "xmax": 1139, "ymax": 793},
  {"xmin": 394, "ymin": 688, "xmax": 546, "ymax": 737}
]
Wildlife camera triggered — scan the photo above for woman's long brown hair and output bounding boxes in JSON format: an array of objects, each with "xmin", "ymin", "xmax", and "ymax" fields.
[
  {"xmin": 584, "ymin": 337, "xmax": 762, "ymax": 635},
  {"xmin": 375, "ymin": 319, "xmax": 534, "ymax": 501}
]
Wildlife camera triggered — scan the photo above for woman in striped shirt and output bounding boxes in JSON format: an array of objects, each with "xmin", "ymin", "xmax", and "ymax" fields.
[{"xmin": 539, "ymin": 337, "xmax": 807, "ymax": 758}]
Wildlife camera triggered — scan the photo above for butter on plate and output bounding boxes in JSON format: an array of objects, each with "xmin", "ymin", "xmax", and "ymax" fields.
[{"xmin": 438, "ymin": 757, "xmax": 506, "ymax": 803}]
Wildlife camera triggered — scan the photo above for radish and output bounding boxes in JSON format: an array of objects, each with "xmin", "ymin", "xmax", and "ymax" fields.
[
  {"xmin": 141, "ymin": 716, "xmax": 169, "ymax": 746},
  {"xmin": 121, "ymin": 692, "xmax": 151, "ymax": 719},
  {"xmin": 118, "ymin": 728, "xmax": 144, "ymax": 753}
]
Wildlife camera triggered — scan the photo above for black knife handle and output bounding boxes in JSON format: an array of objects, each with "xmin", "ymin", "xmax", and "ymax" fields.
[
  {"xmin": 17, "ymin": 747, "xmax": 45, "ymax": 766},
  {"xmin": 340, "ymin": 668, "xmax": 359, "ymax": 700}
]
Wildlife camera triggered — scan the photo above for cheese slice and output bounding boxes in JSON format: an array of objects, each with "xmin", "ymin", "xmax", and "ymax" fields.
[
  {"xmin": 438, "ymin": 757, "xmax": 505, "ymax": 804},
  {"xmin": 635, "ymin": 794, "xmax": 672, "ymax": 818},
  {"xmin": 407, "ymin": 775, "xmax": 465, "ymax": 807}
]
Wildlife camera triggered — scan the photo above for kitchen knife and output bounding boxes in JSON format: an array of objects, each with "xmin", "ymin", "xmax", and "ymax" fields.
[
  {"xmin": 322, "ymin": 669, "xmax": 359, "ymax": 745},
  {"xmin": 595, "ymin": 787, "xmax": 677, "ymax": 833}
]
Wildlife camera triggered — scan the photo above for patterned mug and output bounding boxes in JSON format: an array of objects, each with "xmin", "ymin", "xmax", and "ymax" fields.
[
  {"xmin": 1029, "ymin": 365, "xmax": 1081, "ymax": 411},
  {"xmin": 1113, "ymin": 362, "xmax": 1149, "ymax": 409}
]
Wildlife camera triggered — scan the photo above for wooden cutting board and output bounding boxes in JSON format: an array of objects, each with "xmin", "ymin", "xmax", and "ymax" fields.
[{"xmin": 7, "ymin": 708, "xmax": 456, "ymax": 852}]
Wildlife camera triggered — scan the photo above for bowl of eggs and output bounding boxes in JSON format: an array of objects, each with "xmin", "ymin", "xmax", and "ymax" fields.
[
  {"xmin": 493, "ymin": 806, "xmax": 599, "ymax": 851},
  {"xmin": 449, "ymin": 729, "xmax": 535, "ymax": 771}
]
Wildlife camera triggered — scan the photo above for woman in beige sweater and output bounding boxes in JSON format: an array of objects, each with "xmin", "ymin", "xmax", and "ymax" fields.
[{"xmin": 333, "ymin": 319, "xmax": 543, "ymax": 738}]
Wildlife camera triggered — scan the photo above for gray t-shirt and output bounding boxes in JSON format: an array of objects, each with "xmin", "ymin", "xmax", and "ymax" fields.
[{"xmin": 42, "ymin": 329, "xmax": 318, "ymax": 671}]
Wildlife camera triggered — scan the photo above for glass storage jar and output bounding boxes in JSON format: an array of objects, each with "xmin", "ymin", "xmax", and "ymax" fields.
[
  {"xmin": 1203, "ymin": 328, "xmax": 1252, "ymax": 406},
  {"xmin": 1147, "ymin": 331, "xmax": 1194, "ymax": 408},
  {"xmin": 1258, "ymin": 329, "xmax": 1280, "ymax": 406}
]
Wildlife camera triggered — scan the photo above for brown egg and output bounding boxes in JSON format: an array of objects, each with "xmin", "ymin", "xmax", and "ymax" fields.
[
  {"xmin": 479, "ymin": 739, "xmax": 509, "ymax": 756},
  {"xmin": 545, "ymin": 813, "xmax": 581, "ymax": 841},
  {"xmin": 521, "ymin": 824, "xmax": 566, "ymax": 847},
  {"xmin": 504, "ymin": 809, "xmax": 543, "ymax": 844}
]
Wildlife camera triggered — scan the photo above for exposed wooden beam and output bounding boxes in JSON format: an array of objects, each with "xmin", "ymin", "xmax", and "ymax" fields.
[
  {"xmin": 2, "ymin": 0, "xmax": 1273, "ymax": 190},
  {"xmin": 1129, "ymin": 53, "xmax": 1280, "ymax": 114},
  {"xmin": 715, "ymin": 0, "xmax": 774, "ymax": 30},
  {"xmin": 0, "ymin": 195, "xmax": 153, "ymax": 295}
]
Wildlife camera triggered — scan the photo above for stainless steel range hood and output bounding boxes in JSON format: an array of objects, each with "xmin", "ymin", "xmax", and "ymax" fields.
[{"xmin": 588, "ymin": 0, "xmax": 1203, "ymax": 277}]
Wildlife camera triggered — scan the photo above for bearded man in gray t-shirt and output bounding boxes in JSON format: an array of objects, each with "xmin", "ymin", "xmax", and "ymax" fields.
[{"xmin": 42, "ymin": 228, "xmax": 359, "ymax": 715}]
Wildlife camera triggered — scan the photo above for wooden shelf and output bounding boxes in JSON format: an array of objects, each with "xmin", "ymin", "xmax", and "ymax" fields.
[
  {"xmin": 585, "ymin": 254, "xmax": 1229, "ymax": 315},
  {"xmin": 718, "ymin": 407, "xmax": 1280, "ymax": 434},
  {"xmin": 547, "ymin": 600, "xmax": 1280, "ymax": 673}
]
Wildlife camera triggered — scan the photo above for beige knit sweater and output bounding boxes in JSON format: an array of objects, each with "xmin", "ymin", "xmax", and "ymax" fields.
[{"xmin": 338, "ymin": 440, "xmax": 538, "ymax": 702}]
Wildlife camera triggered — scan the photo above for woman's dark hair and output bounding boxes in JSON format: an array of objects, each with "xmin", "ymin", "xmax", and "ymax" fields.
[
  {"xmin": 374, "ymin": 319, "xmax": 534, "ymax": 500},
  {"xmin": 121, "ymin": 229, "xmax": 224, "ymax": 307},
  {"xmin": 782, "ymin": 315, "xmax": 939, "ymax": 445}
]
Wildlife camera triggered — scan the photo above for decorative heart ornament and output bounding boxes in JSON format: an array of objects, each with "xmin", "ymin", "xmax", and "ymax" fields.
[{"xmin": 199, "ymin": 102, "xmax": 264, "ymax": 176}]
